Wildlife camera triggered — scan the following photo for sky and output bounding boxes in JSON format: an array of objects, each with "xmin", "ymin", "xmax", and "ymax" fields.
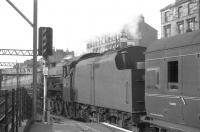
[{"xmin": 0, "ymin": 0, "xmax": 175, "ymax": 64}]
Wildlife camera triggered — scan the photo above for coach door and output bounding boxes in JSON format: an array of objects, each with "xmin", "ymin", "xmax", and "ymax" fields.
[
  {"xmin": 146, "ymin": 57, "xmax": 184, "ymax": 123},
  {"xmin": 164, "ymin": 57, "xmax": 184, "ymax": 124},
  {"xmin": 182, "ymin": 55, "xmax": 200, "ymax": 128}
]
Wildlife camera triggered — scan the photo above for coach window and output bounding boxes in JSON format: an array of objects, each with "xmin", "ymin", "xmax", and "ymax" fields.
[
  {"xmin": 146, "ymin": 68, "xmax": 160, "ymax": 89},
  {"xmin": 168, "ymin": 61, "xmax": 178, "ymax": 89}
]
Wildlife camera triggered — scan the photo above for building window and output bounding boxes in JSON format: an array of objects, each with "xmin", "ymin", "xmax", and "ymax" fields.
[
  {"xmin": 164, "ymin": 11, "xmax": 170, "ymax": 22},
  {"xmin": 177, "ymin": 21, "xmax": 184, "ymax": 34},
  {"xmin": 178, "ymin": 6, "xmax": 183, "ymax": 18},
  {"xmin": 168, "ymin": 61, "xmax": 178, "ymax": 89},
  {"xmin": 164, "ymin": 24, "xmax": 171, "ymax": 37},
  {"xmin": 188, "ymin": 2, "xmax": 198, "ymax": 15},
  {"xmin": 187, "ymin": 17, "xmax": 195, "ymax": 31}
]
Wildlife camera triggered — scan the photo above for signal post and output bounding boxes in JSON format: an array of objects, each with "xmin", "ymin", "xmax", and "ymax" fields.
[
  {"xmin": 42, "ymin": 61, "xmax": 48, "ymax": 122},
  {"xmin": 38, "ymin": 27, "xmax": 53, "ymax": 122}
]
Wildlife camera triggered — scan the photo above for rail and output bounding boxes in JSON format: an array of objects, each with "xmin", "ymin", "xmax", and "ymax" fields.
[{"xmin": 0, "ymin": 88, "xmax": 32, "ymax": 132}]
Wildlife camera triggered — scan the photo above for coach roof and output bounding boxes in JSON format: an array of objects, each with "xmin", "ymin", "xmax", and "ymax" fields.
[{"xmin": 146, "ymin": 30, "xmax": 200, "ymax": 53}]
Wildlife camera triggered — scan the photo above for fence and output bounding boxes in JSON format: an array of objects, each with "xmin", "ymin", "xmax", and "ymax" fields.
[{"xmin": 0, "ymin": 88, "xmax": 32, "ymax": 132}]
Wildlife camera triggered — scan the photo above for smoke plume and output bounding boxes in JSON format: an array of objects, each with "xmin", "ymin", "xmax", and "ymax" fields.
[{"xmin": 121, "ymin": 14, "xmax": 144, "ymax": 40}]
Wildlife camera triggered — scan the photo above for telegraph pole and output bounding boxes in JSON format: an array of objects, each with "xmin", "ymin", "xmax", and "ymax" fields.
[{"xmin": 33, "ymin": 0, "xmax": 38, "ymax": 121}]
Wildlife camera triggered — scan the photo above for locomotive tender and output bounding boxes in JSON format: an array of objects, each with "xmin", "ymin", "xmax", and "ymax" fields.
[
  {"xmin": 62, "ymin": 46, "xmax": 146, "ymax": 129},
  {"xmin": 1, "ymin": 30, "xmax": 200, "ymax": 132}
]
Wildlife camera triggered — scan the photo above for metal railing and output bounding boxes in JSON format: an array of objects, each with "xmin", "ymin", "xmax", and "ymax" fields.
[{"xmin": 0, "ymin": 88, "xmax": 32, "ymax": 132}]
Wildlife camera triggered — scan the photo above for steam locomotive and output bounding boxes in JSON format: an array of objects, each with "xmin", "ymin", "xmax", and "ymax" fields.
[{"xmin": 1, "ymin": 30, "xmax": 200, "ymax": 132}]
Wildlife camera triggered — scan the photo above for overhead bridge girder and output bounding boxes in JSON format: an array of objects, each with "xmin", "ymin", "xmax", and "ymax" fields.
[
  {"xmin": 0, "ymin": 62, "xmax": 16, "ymax": 67},
  {"xmin": 0, "ymin": 49, "xmax": 36, "ymax": 56}
]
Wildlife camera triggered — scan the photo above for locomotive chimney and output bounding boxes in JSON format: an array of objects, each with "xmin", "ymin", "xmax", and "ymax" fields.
[{"xmin": 139, "ymin": 15, "xmax": 145, "ymax": 23}]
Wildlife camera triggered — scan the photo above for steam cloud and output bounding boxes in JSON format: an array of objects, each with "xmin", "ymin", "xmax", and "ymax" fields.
[{"xmin": 121, "ymin": 14, "xmax": 144, "ymax": 40}]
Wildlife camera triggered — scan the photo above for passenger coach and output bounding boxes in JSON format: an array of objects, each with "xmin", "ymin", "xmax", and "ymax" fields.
[{"xmin": 143, "ymin": 30, "xmax": 200, "ymax": 132}]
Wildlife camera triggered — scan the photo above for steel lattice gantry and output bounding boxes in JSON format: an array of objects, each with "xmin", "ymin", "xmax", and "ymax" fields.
[
  {"xmin": 0, "ymin": 49, "xmax": 33, "ymax": 56},
  {"xmin": 0, "ymin": 62, "xmax": 16, "ymax": 67}
]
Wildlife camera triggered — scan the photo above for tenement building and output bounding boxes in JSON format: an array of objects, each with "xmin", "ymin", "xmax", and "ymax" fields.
[
  {"xmin": 161, "ymin": 0, "xmax": 200, "ymax": 38},
  {"xmin": 86, "ymin": 16, "xmax": 157, "ymax": 53}
]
